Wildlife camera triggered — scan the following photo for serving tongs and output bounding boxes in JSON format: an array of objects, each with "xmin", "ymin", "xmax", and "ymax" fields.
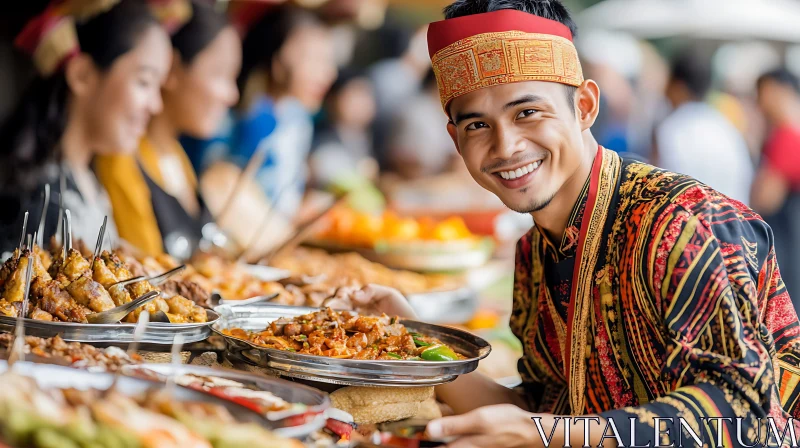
[
  {"xmin": 86, "ymin": 290, "xmax": 161, "ymax": 324},
  {"xmin": 9, "ymin": 235, "xmax": 35, "ymax": 367},
  {"xmin": 108, "ymin": 264, "xmax": 187, "ymax": 290}
]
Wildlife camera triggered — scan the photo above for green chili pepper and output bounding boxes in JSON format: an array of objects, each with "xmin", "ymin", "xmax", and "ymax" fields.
[
  {"xmin": 409, "ymin": 332, "xmax": 422, "ymax": 337},
  {"xmin": 385, "ymin": 352, "xmax": 402, "ymax": 359},
  {"xmin": 285, "ymin": 348, "xmax": 297, "ymax": 352},
  {"xmin": 420, "ymin": 345, "xmax": 458, "ymax": 361},
  {"xmin": 413, "ymin": 337, "xmax": 432, "ymax": 347},
  {"xmin": 296, "ymin": 334, "xmax": 308, "ymax": 341}
]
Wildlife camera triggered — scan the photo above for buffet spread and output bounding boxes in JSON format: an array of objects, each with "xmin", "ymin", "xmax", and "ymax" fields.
[{"xmin": 0, "ymin": 204, "xmax": 497, "ymax": 448}]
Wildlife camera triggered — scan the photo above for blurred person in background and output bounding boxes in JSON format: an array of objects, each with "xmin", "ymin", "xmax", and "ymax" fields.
[
  {"xmin": 754, "ymin": 68, "xmax": 800, "ymax": 306},
  {"xmin": 95, "ymin": 0, "xmax": 240, "ymax": 257},
  {"xmin": 200, "ymin": 5, "xmax": 337, "ymax": 223},
  {"xmin": 309, "ymin": 70, "xmax": 378, "ymax": 189},
  {"xmin": 0, "ymin": 0, "xmax": 171, "ymax": 251},
  {"xmin": 655, "ymin": 50, "xmax": 754, "ymax": 204},
  {"xmin": 385, "ymin": 70, "xmax": 457, "ymax": 179}
]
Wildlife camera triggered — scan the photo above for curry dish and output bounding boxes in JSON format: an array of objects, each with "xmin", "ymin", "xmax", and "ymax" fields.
[{"xmin": 222, "ymin": 308, "xmax": 463, "ymax": 361}]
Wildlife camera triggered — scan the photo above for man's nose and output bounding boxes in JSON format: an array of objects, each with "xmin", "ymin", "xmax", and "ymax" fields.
[{"xmin": 492, "ymin": 123, "xmax": 527, "ymax": 158}]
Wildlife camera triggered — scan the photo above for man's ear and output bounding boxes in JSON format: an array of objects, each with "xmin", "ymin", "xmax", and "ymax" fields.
[
  {"xmin": 446, "ymin": 121, "xmax": 461, "ymax": 155},
  {"xmin": 576, "ymin": 79, "xmax": 600, "ymax": 131},
  {"xmin": 64, "ymin": 54, "xmax": 98, "ymax": 98}
]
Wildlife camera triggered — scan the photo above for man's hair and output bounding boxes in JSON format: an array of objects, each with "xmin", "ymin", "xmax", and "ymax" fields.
[
  {"xmin": 443, "ymin": 0, "xmax": 578, "ymax": 114},
  {"xmin": 757, "ymin": 68, "xmax": 800, "ymax": 94},
  {"xmin": 669, "ymin": 50, "xmax": 712, "ymax": 100}
]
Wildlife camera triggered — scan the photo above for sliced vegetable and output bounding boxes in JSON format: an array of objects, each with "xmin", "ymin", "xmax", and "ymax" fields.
[
  {"xmin": 420, "ymin": 345, "xmax": 458, "ymax": 361},
  {"xmin": 413, "ymin": 337, "xmax": 431, "ymax": 347},
  {"xmin": 385, "ymin": 352, "xmax": 402, "ymax": 359}
]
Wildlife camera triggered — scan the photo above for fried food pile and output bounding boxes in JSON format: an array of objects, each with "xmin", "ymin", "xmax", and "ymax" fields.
[
  {"xmin": 0, "ymin": 372, "xmax": 302, "ymax": 448},
  {"xmin": 271, "ymin": 248, "xmax": 462, "ymax": 296},
  {"xmin": 0, "ymin": 247, "xmax": 207, "ymax": 324},
  {"xmin": 0, "ymin": 334, "xmax": 137, "ymax": 372},
  {"xmin": 125, "ymin": 252, "xmax": 283, "ymax": 303},
  {"xmin": 223, "ymin": 308, "xmax": 463, "ymax": 361}
]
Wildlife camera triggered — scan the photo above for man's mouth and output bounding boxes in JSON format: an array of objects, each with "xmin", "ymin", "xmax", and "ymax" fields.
[{"xmin": 496, "ymin": 160, "xmax": 542, "ymax": 180}]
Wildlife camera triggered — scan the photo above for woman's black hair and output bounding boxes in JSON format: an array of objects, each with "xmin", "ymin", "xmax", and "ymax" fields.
[
  {"xmin": 0, "ymin": 0, "xmax": 159, "ymax": 190},
  {"xmin": 170, "ymin": 0, "xmax": 229, "ymax": 65},
  {"xmin": 237, "ymin": 5, "xmax": 320, "ymax": 102}
]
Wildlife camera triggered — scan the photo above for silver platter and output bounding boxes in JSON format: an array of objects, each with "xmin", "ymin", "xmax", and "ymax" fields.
[
  {"xmin": 0, "ymin": 360, "xmax": 271, "ymax": 429},
  {"xmin": 123, "ymin": 363, "xmax": 329, "ymax": 439},
  {"xmin": 407, "ymin": 287, "xmax": 479, "ymax": 324},
  {"xmin": 0, "ymin": 310, "xmax": 219, "ymax": 346},
  {"xmin": 212, "ymin": 304, "xmax": 491, "ymax": 387}
]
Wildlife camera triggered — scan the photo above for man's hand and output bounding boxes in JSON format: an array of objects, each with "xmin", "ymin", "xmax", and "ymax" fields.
[
  {"xmin": 350, "ymin": 284, "xmax": 418, "ymax": 319},
  {"xmin": 426, "ymin": 406, "xmax": 615, "ymax": 448},
  {"xmin": 425, "ymin": 404, "xmax": 543, "ymax": 448}
]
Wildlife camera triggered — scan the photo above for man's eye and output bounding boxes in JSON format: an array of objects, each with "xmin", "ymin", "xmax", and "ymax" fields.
[
  {"xmin": 465, "ymin": 122, "xmax": 488, "ymax": 131},
  {"xmin": 516, "ymin": 109, "xmax": 538, "ymax": 119}
]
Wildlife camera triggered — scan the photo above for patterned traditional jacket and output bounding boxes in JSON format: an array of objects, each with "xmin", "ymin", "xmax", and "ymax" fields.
[{"xmin": 511, "ymin": 148, "xmax": 800, "ymax": 446}]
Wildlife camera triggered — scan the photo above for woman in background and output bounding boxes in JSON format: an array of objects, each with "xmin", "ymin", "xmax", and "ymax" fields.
[
  {"xmin": 201, "ymin": 5, "xmax": 338, "ymax": 222},
  {"xmin": 0, "ymin": 0, "xmax": 171, "ymax": 251},
  {"xmin": 96, "ymin": 1, "xmax": 241, "ymax": 257}
]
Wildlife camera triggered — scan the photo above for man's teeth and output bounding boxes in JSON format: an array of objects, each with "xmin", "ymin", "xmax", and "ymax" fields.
[{"xmin": 499, "ymin": 161, "xmax": 541, "ymax": 180}]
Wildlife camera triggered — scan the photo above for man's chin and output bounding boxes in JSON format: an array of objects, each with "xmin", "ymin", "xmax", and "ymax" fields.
[{"xmin": 501, "ymin": 195, "xmax": 555, "ymax": 214}]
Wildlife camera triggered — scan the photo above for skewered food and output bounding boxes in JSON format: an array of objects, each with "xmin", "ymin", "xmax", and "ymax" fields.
[
  {"xmin": 222, "ymin": 308, "xmax": 463, "ymax": 361},
  {"xmin": 0, "ymin": 248, "xmax": 207, "ymax": 324},
  {"xmin": 0, "ymin": 370, "xmax": 302, "ymax": 448},
  {"xmin": 0, "ymin": 334, "xmax": 137, "ymax": 372}
]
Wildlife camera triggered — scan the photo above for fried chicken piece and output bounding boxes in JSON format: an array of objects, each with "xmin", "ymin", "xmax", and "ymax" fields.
[
  {"xmin": 0, "ymin": 299, "xmax": 18, "ymax": 317},
  {"xmin": 66, "ymin": 275, "xmax": 115, "ymax": 313},
  {"xmin": 92, "ymin": 257, "xmax": 118, "ymax": 288},
  {"xmin": 92, "ymin": 258, "xmax": 132, "ymax": 307},
  {"xmin": 0, "ymin": 250, "xmax": 20, "ymax": 288},
  {"xmin": 160, "ymin": 280, "xmax": 211, "ymax": 308},
  {"xmin": 124, "ymin": 296, "xmax": 169, "ymax": 323},
  {"xmin": 33, "ymin": 245, "xmax": 52, "ymax": 271},
  {"xmin": 28, "ymin": 307, "xmax": 54, "ymax": 321},
  {"xmin": 59, "ymin": 249, "xmax": 91, "ymax": 282},
  {"xmin": 164, "ymin": 295, "xmax": 208, "ymax": 323},
  {"xmin": 31, "ymin": 277, "xmax": 90, "ymax": 323},
  {"xmin": 3, "ymin": 254, "xmax": 31, "ymax": 302},
  {"xmin": 31, "ymin": 248, "xmax": 51, "ymax": 281}
]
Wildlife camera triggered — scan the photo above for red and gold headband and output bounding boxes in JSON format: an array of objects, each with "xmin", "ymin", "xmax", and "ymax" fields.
[
  {"xmin": 15, "ymin": 0, "xmax": 119, "ymax": 76},
  {"xmin": 428, "ymin": 9, "xmax": 584, "ymax": 111}
]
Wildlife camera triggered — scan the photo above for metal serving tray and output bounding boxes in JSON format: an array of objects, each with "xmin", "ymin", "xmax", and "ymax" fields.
[
  {"xmin": 212, "ymin": 304, "xmax": 491, "ymax": 387},
  {"xmin": 0, "ymin": 359, "xmax": 270, "ymax": 429},
  {"xmin": 123, "ymin": 363, "xmax": 329, "ymax": 439},
  {"xmin": 0, "ymin": 310, "xmax": 219, "ymax": 346}
]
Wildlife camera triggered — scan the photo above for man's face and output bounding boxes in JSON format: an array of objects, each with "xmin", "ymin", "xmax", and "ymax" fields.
[{"xmin": 447, "ymin": 81, "xmax": 586, "ymax": 214}]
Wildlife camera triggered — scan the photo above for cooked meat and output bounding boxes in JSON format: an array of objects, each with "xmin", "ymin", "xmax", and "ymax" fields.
[
  {"xmin": 66, "ymin": 275, "xmax": 115, "ymax": 313},
  {"xmin": 32, "ymin": 277, "xmax": 90, "ymax": 323},
  {"xmin": 0, "ymin": 299, "xmax": 18, "ymax": 317},
  {"xmin": 28, "ymin": 307, "xmax": 54, "ymax": 321},
  {"xmin": 3, "ymin": 254, "xmax": 31, "ymax": 303},
  {"xmin": 160, "ymin": 279, "xmax": 211, "ymax": 309},
  {"xmin": 60, "ymin": 249, "xmax": 91, "ymax": 282}
]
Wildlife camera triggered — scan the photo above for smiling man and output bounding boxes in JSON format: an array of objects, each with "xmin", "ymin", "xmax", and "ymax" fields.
[{"xmin": 356, "ymin": 0, "xmax": 800, "ymax": 447}]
